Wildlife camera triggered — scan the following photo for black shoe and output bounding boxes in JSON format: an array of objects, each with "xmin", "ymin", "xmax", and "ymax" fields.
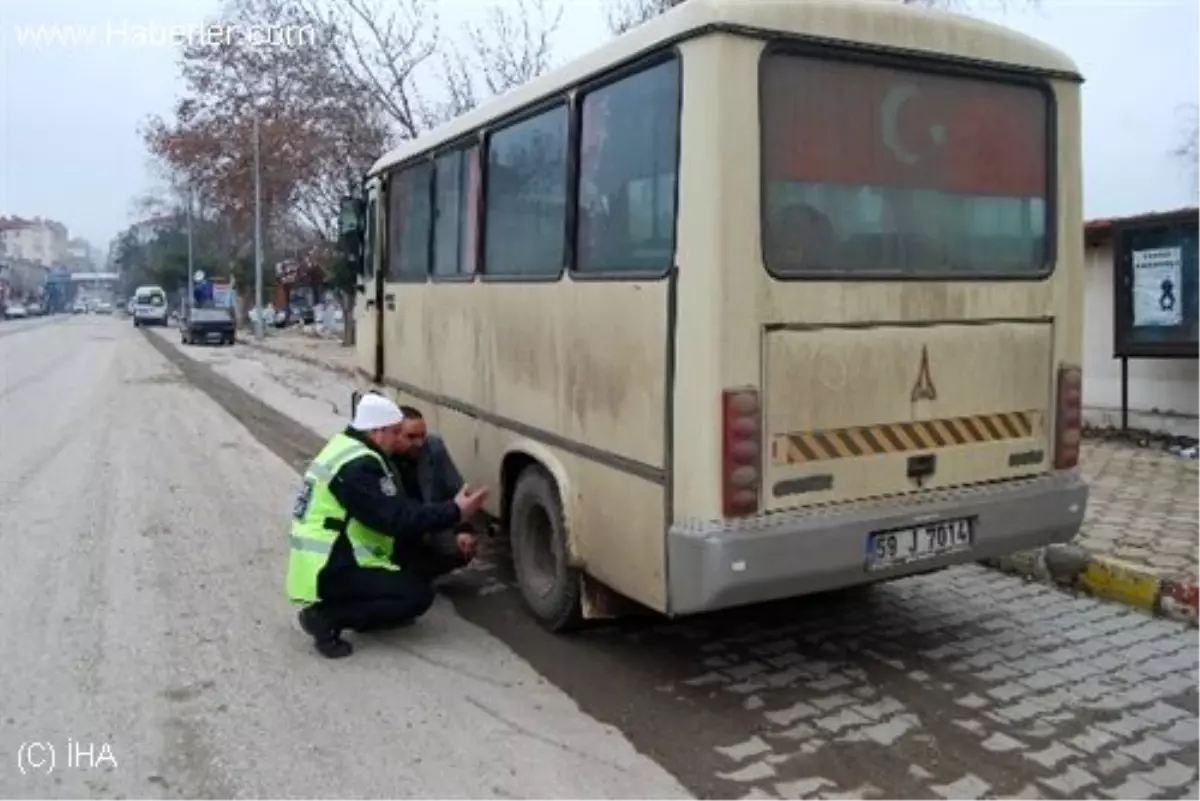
[
  {"xmin": 298, "ymin": 604, "xmax": 334, "ymax": 638},
  {"xmin": 314, "ymin": 638, "xmax": 353, "ymax": 659},
  {"xmin": 298, "ymin": 606, "xmax": 353, "ymax": 659}
]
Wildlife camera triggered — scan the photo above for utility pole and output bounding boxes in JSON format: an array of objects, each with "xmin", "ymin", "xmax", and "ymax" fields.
[
  {"xmin": 253, "ymin": 112, "xmax": 264, "ymax": 340},
  {"xmin": 186, "ymin": 186, "xmax": 195, "ymax": 312}
]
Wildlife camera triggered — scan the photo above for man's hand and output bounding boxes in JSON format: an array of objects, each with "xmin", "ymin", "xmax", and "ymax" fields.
[
  {"xmin": 454, "ymin": 484, "xmax": 489, "ymax": 517},
  {"xmin": 455, "ymin": 532, "xmax": 478, "ymax": 562}
]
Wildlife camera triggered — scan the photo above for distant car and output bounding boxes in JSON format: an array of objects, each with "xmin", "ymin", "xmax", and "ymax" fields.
[
  {"xmin": 72, "ymin": 301, "xmax": 88, "ymax": 314},
  {"xmin": 132, "ymin": 286, "xmax": 169, "ymax": 327},
  {"xmin": 94, "ymin": 301, "xmax": 113, "ymax": 314},
  {"xmin": 26, "ymin": 303, "xmax": 43, "ymax": 316},
  {"xmin": 6, "ymin": 304, "xmax": 27, "ymax": 319},
  {"xmin": 291, "ymin": 304, "xmax": 315, "ymax": 325},
  {"xmin": 180, "ymin": 307, "xmax": 236, "ymax": 346}
]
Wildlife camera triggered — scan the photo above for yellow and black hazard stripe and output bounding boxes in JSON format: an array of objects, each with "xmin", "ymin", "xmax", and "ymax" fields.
[{"xmin": 773, "ymin": 410, "xmax": 1038, "ymax": 464}]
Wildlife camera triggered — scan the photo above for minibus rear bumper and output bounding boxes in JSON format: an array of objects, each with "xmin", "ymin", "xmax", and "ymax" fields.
[{"xmin": 665, "ymin": 472, "xmax": 1088, "ymax": 616}]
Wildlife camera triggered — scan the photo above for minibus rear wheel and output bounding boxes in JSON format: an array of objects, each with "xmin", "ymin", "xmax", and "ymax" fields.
[{"xmin": 510, "ymin": 466, "xmax": 582, "ymax": 632}]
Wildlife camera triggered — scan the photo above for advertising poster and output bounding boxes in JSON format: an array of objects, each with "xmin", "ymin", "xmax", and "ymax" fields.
[
  {"xmin": 1131, "ymin": 246, "xmax": 1183, "ymax": 328},
  {"xmin": 211, "ymin": 282, "xmax": 233, "ymax": 309}
]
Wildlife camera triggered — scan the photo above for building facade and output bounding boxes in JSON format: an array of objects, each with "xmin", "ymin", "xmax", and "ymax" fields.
[
  {"xmin": 65, "ymin": 237, "xmax": 102, "ymax": 272},
  {"xmin": 0, "ymin": 260, "xmax": 50, "ymax": 301},
  {"xmin": 0, "ymin": 217, "xmax": 68, "ymax": 267}
]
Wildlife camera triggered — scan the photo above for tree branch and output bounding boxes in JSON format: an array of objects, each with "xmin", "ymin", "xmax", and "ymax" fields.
[{"xmin": 1172, "ymin": 102, "xmax": 1199, "ymax": 195}]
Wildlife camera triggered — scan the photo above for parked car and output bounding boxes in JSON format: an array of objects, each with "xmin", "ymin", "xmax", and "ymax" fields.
[
  {"xmin": 180, "ymin": 306, "xmax": 236, "ymax": 346},
  {"xmin": 26, "ymin": 302, "xmax": 43, "ymax": 316},
  {"xmin": 291, "ymin": 303, "xmax": 315, "ymax": 325},
  {"xmin": 72, "ymin": 301, "xmax": 88, "ymax": 314},
  {"xmin": 94, "ymin": 301, "xmax": 113, "ymax": 314},
  {"xmin": 6, "ymin": 303, "xmax": 28, "ymax": 319}
]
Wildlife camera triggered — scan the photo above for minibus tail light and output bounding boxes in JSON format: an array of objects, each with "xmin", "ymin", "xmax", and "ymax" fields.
[
  {"xmin": 1055, "ymin": 364, "xmax": 1083, "ymax": 470},
  {"xmin": 722, "ymin": 388, "xmax": 761, "ymax": 517}
]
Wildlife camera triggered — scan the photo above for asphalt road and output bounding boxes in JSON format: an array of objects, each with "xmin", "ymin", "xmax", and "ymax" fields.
[
  {"xmin": 156, "ymin": 325, "xmax": 1200, "ymax": 801},
  {"xmin": 0, "ymin": 315, "xmax": 690, "ymax": 799},
  {"xmin": 0, "ymin": 313, "xmax": 64, "ymax": 341}
]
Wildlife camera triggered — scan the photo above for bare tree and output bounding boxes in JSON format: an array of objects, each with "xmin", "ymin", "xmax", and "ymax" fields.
[
  {"xmin": 462, "ymin": 0, "xmax": 563, "ymax": 98},
  {"xmin": 433, "ymin": 49, "xmax": 481, "ymax": 123},
  {"xmin": 607, "ymin": 0, "xmax": 684, "ymax": 36},
  {"xmin": 295, "ymin": 0, "xmax": 439, "ymax": 140},
  {"xmin": 421, "ymin": 0, "xmax": 564, "ymax": 125},
  {"xmin": 127, "ymin": 160, "xmax": 196, "ymax": 224},
  {"xmin": 296, "ymin": 0, "xmax": 563, "ymax": 138},
  {"xmin": 143, "ymin": 0, "xmax": 389, "ymax": 330},
  {"xmin": 1172, "ymin": 102, "xmax": 1199, "ymax": 195}
]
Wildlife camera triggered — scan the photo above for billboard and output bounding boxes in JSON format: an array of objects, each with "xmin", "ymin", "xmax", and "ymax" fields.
[{"xmin": 1113, "ymin": 209, "xmax": 1198, "ymax": 359}]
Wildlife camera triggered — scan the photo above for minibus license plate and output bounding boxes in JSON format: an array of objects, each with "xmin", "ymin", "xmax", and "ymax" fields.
[{"xmin": 866, "ymin": 518, "xmax": 973, "ymax": 571}]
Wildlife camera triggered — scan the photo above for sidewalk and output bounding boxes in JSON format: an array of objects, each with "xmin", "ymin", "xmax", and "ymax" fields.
[
  {"xmin": 237, "ymin": 327, "xmax": 356, "ymax": 377},
  {"xmin": 240, "ymin": 330, "xmax": 1199, "ymax": 625},
  {"xmin": 988, "ymin": 436, "xmax": 1198, "ymax": 626}
]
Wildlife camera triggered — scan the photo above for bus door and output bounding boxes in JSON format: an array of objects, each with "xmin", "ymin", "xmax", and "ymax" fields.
[{"xmin": 356, "ymin": 192, "xmax": 384, "ymax": 382}]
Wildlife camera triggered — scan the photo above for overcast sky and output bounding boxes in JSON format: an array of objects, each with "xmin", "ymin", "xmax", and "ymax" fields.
[{"xmin": 1, "ymin": 0, "xmax": 1197, "ymax": 252}]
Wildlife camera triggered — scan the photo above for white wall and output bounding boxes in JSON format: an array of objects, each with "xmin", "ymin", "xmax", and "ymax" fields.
[
  {"xmin": 1083, "ymin": 241, "xmax": 1198, "ymax": 437},
  {"xmin": 0, "ymin": 224, "xmax": 67, "ymax": 267},
  {"xmin": 0, "ymin": 228, "xmax": 37, "ymax": 263}
]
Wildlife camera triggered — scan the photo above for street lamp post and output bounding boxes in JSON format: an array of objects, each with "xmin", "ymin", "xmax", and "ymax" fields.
[
  {"xmin": 186, "ymin": 187, "xmax": 195, "ymax": 311},
  {"xmin": 253, "ymin": 112, "xmax": 264, "ymax": 341}
]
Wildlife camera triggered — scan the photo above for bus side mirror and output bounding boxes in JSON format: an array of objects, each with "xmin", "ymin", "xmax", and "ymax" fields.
[
  {"xmin": 338, "ymin": 195, "xmax": 366, "ymax": 276},
  {"xmin": 338, "ymin": 196, "xmax": 364, "ymax": 237}
]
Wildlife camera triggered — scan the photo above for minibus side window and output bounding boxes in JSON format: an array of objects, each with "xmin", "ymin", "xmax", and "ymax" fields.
[{"xmin": 576, "ymin": 57, "xmax": 681, "ymax": 275}]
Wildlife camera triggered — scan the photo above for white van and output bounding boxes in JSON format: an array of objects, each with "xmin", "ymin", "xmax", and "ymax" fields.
[{"xmin": 132, "ymin": 286, "xmax": 169, "ymax": 327}]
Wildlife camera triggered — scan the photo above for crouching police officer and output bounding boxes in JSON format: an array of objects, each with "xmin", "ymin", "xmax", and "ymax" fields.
[{"xmin": 286, "ymin": 393, "xmax": 488, "ymax": 658}]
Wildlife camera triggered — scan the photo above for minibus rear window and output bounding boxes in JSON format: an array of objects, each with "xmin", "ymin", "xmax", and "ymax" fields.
[{"xmin": 761, "ymin": 52, "xmax": 1052, "ymax": 279}]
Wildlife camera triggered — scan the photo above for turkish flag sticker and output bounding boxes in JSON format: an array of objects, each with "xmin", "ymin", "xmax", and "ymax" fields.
[{"xmin": 763, "ymin": 54, "xmax": 1048, "ymax": 198}]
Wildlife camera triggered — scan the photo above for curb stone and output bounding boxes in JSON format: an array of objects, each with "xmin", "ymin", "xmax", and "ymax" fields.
[
  {"xmin": 983, "ymin": 545, "xmax": 1199, "ymax": 627},
  {"xmin": 236, "ymin": 332, "xmax": 356, "ymax": 379}
]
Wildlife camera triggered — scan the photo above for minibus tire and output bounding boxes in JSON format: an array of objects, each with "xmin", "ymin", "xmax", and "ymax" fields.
[{"xmin": 510, "ymin": 466, "xmax": 582, "ymax": 632}]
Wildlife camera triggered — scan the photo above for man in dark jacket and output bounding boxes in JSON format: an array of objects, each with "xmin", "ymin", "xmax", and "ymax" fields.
[
  {"xmin": 287, "ymin": 394, "xmax": 488, "ymax": 658},
  {"xmin": 390, "ymin": 405, "xmax": 480, "ymax": 575}
]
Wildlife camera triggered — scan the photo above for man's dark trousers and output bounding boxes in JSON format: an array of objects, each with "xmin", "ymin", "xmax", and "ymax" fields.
[{"xmin": 315, "ymin": 531, "xmax": 466, "ymax": 632}]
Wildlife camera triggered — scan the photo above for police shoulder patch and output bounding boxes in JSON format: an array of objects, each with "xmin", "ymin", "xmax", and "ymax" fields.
[{"xmin": 379, "ymin": 475, "xmax": 398, "ymax": 497}]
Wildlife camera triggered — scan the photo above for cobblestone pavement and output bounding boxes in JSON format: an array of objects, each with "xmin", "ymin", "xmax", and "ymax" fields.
[
  {"xmin": 158, "ymin": 330, "xmax": 1200, "ymax": 800},
  {"xmin": 1077, "ymin": 440, "xmax": 1197, "ymax": 581},
  {"xmin": 457, "ymin": 553, "xmax": 1200, "ymax": 800},
  {"xmin": 989, "ymin": 439, "xmax": 1198, "ymax": 623}
]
